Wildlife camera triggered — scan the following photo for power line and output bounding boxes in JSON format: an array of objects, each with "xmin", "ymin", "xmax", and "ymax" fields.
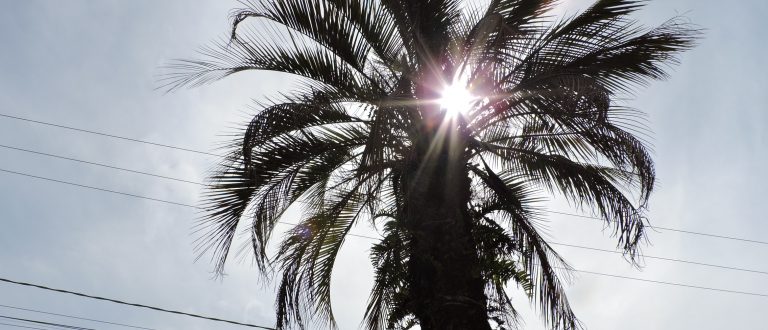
[
  {"xmin": 548, "ymin": 210, "xmax": 768, "ymax": 246},
  {"xmin": 332, "ymin": 228, "xmax": 768, "ymax": 276},
  {"xmin": 0, "ymin": 166, "xmax": 765, "ymax": 275},
  {"xmin": 573, "ymin": 269, "xmax": 768, "ymax": 298},
  {"xmin": 313, "ymin": 228, "xmax": 768, "ymax": 276},
  {"xmin": 0, "ymin": 167, "xmax": 382, "ymax": 242},
  {"xmin": 1, "ymin": 118, "xmax": 767, "ymax": 298},
  {"xmin": 0, "ymin": 303, "xmax": 157, "ymax": 330},
  {"xmin": 2, "ymin": 112, "xmax": 766, "ymax": 246},
  {"xmin": 0, "ymin": 113, "xmax": 220, "ymax": 157},
  {"xmin": 0, "ymin": 315, "xmax": 94, "ymax": 330},
  {"xmin": 0, "ymin": 278, "xmax": 275, "ymax": 330},
  {"xmin": 2, "ymin": 149, "xmax": 767, "ymax": 249},
  {"xmin": 0, "ymin": 322, "xmax": 49, "ymax": 330},
  {"xmin": 1, "ymin": 267, "xmax": 766, "ymax": 330},
  {"xmin": 0, "ymin": 185, "xmax": 764, "ymax": 312},
  {"xmin": 549, "ymin": 242, "xmax": 768, "ymax": 276},
  {"xmin": 0, "ymin": 144, "xmax": 205, "ymax": 186},
  {"xmin": 0, "ymin": 168, "xmax": 201, "ymax": 209}
]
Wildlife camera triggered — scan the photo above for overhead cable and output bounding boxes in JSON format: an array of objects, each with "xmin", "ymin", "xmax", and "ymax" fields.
[
  {"xmin": 0, "ymin": 278, "xmax": 275, "ymax": 329},
  {"xmin": 0, "ymin": 303, "xmax": 157, "ymax": 330}
]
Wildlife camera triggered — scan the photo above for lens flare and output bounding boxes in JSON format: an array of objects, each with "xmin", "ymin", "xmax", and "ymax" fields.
[{"xmin": 439, "ymin": 82, "xmax": 476, "ymax": 117}]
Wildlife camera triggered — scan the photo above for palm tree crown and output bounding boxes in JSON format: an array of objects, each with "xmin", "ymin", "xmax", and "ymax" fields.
[{"xmin": 166, "ymin": 0, "xmax": 698, "ymax": 329}]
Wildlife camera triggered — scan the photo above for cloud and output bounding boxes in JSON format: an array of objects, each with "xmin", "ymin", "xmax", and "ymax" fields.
[{"xmin": 0, "ymin": 1, "xmax": 765, "ymax": 329}]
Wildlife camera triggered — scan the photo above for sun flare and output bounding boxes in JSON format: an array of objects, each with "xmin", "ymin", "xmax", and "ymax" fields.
[{"xmin": 439, "ymin": 82, "xmax": 476, "ymax": 117}]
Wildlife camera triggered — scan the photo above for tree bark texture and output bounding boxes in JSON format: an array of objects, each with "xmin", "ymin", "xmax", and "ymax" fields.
[{"xmin": 402, "ymin": 129, "xmax": 492, "ymax": 330}]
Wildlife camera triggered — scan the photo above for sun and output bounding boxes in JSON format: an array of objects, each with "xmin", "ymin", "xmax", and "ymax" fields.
[{"xmin": 439, "ymin": 82, "xmax": 476, "ymax": 117}]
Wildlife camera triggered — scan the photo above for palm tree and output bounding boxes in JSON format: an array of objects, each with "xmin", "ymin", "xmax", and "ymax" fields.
[{"xmin": 166, "ymin": 0, "xmax": 697, "ymax": 329}]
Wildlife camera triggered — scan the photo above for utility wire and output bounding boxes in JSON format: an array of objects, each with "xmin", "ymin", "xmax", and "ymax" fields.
[
  {"xmin": 0, "ymin": 184, "xmax": 765, "ymax": 312},
  {"xmin": 572, "ymin": 269, "xmax": 768, "ymax": 298},
  {"xmin": 0, "ymin": 304, "xmax": 157, "ymax": 330},
  {"xmin": 2, "ymin": 113, "xmax": 767, "ymax": 246},
  {"xmin": 549, "ymin": 242, "xmax": 768, "ymax": 276},
  {"xmin": 0, "ymin": 315, "xmax": 94, "ymax": 330},
  {"xmin": 0, "ymin": 166, "xmax": 765, "ymax": 274},
  {"xmin": 0, "ymin": 168, "xmax": 200, "ymax": 209},
  {"xmin": 2, "ymin": 117, "xmax": 767, "ymax": 297},
  {"xmin": 0, "ymin": 278, "xmax": 275, "ymax": 330},
  {"xmin": 0, "ymin": 113, "xmax": 220, "ymax": 157},
  {"xmin": 1, "ymin": 268, "xmax": 765, "ymax": 330},
  {"xmin": 2, "ymin": 150, "xmax": 767, "ymax": 248},
  {"xmin": 547, "ymin": 210, "xmax": 768, "ymax": 246},
  {"xmin": 0, "ymin": 167, "xmax": 377, "ymax": 241},
  {"xmin": 308, "ymin": 227, "xmax": 768, "ymax": 276},
  {"xmin": 0, "ymin": 322, "xmax": 49, "ymax": 330},
  {"xmin": 0, "ymin": 144, "xmax": 205, "ymax": 186}
]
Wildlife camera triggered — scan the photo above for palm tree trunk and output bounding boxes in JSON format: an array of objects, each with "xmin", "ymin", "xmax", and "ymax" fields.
[{"xmin": 402, "ymin": 133, "xmax": 491, "ymax": 330}]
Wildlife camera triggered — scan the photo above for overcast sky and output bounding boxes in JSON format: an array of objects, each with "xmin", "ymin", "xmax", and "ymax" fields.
[{"xmin": 0, "ymin": 1, "xmax": 766, "ymax": 329}]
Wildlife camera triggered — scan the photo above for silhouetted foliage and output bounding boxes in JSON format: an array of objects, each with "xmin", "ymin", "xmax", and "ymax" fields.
[{"xmin": 166, "ymin": 1, "xmax": 698, "ymax": 329}]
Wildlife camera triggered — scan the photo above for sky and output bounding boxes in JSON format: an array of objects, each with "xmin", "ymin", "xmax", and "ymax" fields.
[{"xmin": 0, "ymin": 1, "xmax": 765, "ymax": 329}]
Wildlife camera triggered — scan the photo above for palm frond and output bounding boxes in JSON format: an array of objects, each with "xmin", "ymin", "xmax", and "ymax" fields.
[
  {"xmin": 470, "ymin": 162, "xmax": 578, "ymax": 330},
  {"xmin": 470, "ymin": 161, "xmax": 580, "ymax": 330},
  {"xmin": 474, "ymin": 216, "xmax": 531, "ymax": 330},
  {"xmin": 381, "ymin": 0, "xmax": 463, "ymax": 63},
  {"xmin": 364, "ymin": 220, "xmax": 410, "ymax": 330},
  {"xmin": 489, "ymin": 0, "xmax": 557, "ymax": 33},
  {"xmin": 483, "ymin": 142, "xmax": 648, "ymax": 257},
  {"xmin": 275, "ymin": 171, "xmax": 388, "ymax": 329},
  {"xmin": 162, "ymin": 26, "xmax": 377, "ymax": 96},
  {"xmin": 197, "ymin": 109, "xmax": 369, "ymax": 274}
]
